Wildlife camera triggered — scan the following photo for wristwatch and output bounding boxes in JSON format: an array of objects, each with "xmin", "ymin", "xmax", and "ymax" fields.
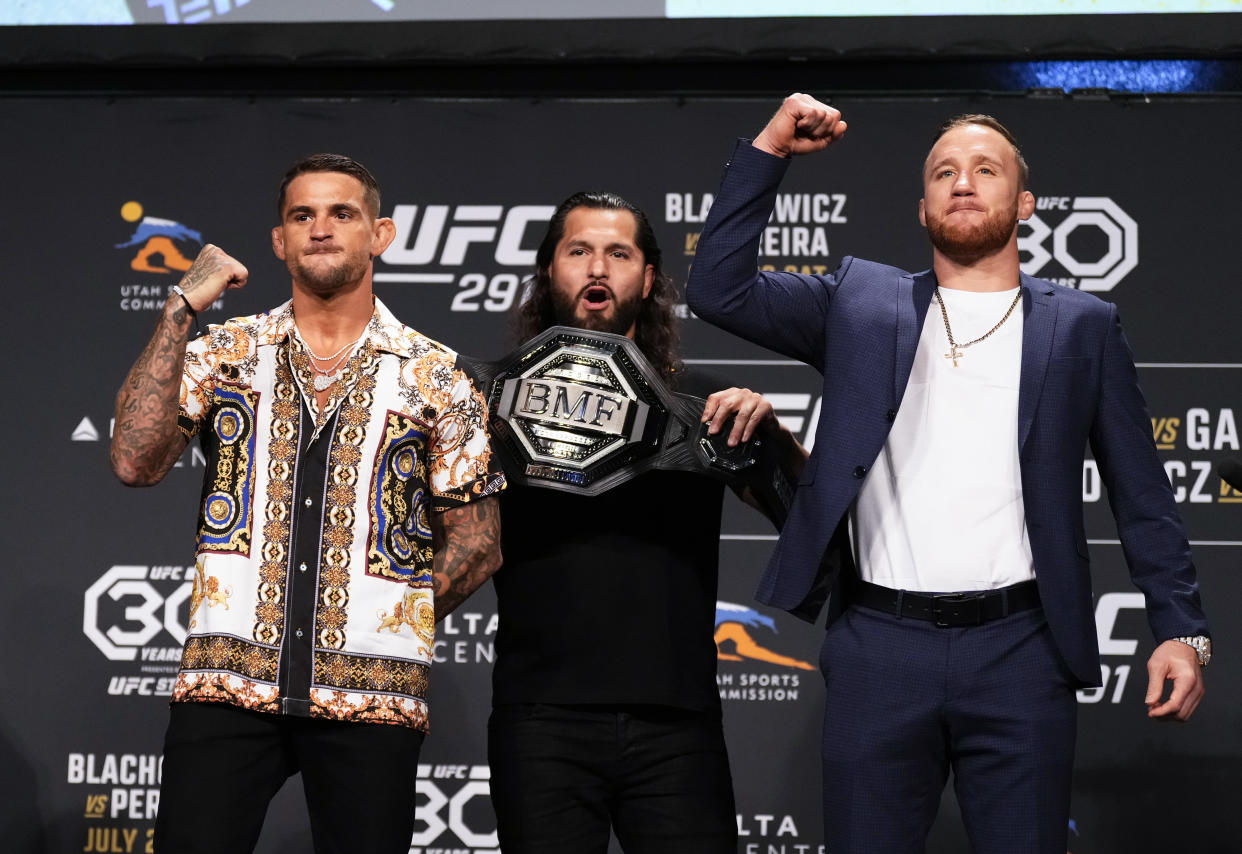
[{"xmin": 1173, "ymin": 635, "xmax": 1212, "ymax": 667}]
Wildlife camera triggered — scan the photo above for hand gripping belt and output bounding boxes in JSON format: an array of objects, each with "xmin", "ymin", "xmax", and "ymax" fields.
[{"xmin": 458, "ymin": 326, "xmax": 793, "ymax": 530}]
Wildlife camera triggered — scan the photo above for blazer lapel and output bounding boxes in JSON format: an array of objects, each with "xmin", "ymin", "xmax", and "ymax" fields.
[
  {"xmin": 895, "ymin": 270, "xmax": 937, "ymax": 402},
  {"xmin": 1018, "ymin": 274, "xmax": 1059, "ymax": 452}
]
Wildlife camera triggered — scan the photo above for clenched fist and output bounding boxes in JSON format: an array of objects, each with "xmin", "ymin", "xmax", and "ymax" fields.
[
  {"xmin": 176, "ymin": 244, "xmax": 249, "ymax": 312},
  {"xmin": 753, "ymin": 93, "xmax": 847, "ymax": 159}
]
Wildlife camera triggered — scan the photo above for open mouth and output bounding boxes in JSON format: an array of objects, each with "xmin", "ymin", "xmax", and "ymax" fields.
[{"xmin": 583, "ymin": 285, "xmax": 611, "ymax": 307}]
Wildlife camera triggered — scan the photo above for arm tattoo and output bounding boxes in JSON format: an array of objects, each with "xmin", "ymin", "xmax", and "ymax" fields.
[
  {"xmin": 430, "ymin": 498, "xmax": 502, "ymax": 622},
  {"xmin": 110, "ymin": 303, "xmax": 194, "ymax": 486}
]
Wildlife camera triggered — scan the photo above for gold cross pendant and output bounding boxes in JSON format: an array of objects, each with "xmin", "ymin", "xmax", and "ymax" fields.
[{"xmin": 945, "ymin": 345, "xmax": 963, "ymax": 367}]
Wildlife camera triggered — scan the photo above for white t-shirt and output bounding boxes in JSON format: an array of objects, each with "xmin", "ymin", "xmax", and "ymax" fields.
[{"xmin": 852, "ymin": 286, "xmax": 1036, "ymax": 592}]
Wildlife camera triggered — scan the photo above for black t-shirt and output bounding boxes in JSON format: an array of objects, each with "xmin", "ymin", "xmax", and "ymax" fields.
[{"xmin": 491, "ymin": 367, "xmax": 728, "ymax": 711}]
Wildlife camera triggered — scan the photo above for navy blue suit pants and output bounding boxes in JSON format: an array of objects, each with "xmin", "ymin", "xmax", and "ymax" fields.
[{"xmin": 820, "ymin": 605, "xmax": 1077, "ymax": 853}]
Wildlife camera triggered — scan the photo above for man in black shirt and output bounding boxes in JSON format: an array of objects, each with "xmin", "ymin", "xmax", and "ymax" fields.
[{"xmin": 488, "ymin": 191, "xmax": 802, "ymax": 854}]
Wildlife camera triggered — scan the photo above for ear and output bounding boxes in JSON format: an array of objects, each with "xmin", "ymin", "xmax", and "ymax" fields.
[
  {"xmin": 1017, "ymin": 189, "xmax": 1035, "ymax": 221},
  {"xmin": 918, "ymin": 198, "xmax": 926, "ymax": 227},
  {"xmin": 271, "ymin": 226, "xmax": 286, "ymax": 261},
  {"xmin": 642, "ymin": 264, "xmax": 654, "ymax": 300},
  {"xmin": 371, "ymin": 216, "xmax": 396, "ymax": 257}
]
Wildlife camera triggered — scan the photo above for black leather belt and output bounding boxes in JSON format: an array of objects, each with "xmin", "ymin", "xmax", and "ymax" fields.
[
  {"xmin": 458, "ymin": 326, "xmax": 795, "ymax": 529},
  {"xmin": 848, "ymin": 578, "xmax": 1041, "ymax": 627}
]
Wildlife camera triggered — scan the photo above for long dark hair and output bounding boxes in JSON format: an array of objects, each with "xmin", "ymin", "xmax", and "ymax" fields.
[{"xmin": 514, "ymin": 191, "xmax": 682, "ymax": 383}]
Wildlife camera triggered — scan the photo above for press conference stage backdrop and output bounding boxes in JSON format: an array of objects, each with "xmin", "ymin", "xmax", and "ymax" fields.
[{"xmin": 3, "ymin": 95, "xmax": 1240, "ymax": 854}]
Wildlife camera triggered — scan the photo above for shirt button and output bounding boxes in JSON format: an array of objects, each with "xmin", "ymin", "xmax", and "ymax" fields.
[
  {"xmin": 886, "ymin": 409, "xmax": 897, "ymax": 422},
  {"xmin": 295, "ymin": 629, "xmax": 304, "ymax": 638},
  {"xmin": 853, "ymin": 465, "xmax": 868, "ymax": 478},
  {"xmin": 299, "ymin": 562, "xmax": 307, "ymax": 573},
  {"xmin": 304, "ymin": 497, "xmax": 313, "ymax": 508}
]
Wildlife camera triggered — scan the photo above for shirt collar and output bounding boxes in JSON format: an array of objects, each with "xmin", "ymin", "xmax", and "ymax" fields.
[{"xmin": 254, "ymin": 296, "xmax": 417, "ymax": 358}]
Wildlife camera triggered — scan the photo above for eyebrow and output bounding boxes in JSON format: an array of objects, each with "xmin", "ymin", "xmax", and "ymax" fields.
[
  {"xmin": 286, "ymin": 202, "xmax": 363, "ymax": 218},
  {"xmin": 564, "ymin": 238, "xmax": 636, "ymax": 252},
  {"xmin": 928, "ymin": 153, "xmax": 1005, "ymax": 174}
]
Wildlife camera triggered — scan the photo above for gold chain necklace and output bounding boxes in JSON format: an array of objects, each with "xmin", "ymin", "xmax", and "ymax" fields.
[{"xmin": 933, "ymin": 286, "xmax": 1022, "ymax": 367}]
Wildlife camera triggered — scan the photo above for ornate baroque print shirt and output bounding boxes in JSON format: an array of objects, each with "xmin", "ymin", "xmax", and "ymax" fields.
[{"xmin": 171, "ymin": 297, "xmax": 504, "ymax": 730}]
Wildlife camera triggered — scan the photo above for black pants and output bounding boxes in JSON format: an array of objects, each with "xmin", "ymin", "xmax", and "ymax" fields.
[
  {"xmin": 488, "ymin": 703, "xmax": 737, "ymax": 854},
  {"xmin": 153, "ymin": 701, "xmax": 425, "ymax": 854}
]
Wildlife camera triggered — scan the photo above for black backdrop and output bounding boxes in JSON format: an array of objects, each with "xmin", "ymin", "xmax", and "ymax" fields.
[{"xmin": 3, "ymin": 94, "xmax": 1241, "ymax": 854}]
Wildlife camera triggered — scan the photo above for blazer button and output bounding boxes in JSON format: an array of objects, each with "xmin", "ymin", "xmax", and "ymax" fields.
[
  {"xmin": 853, "ymin": 465, "xmax": 868, "ymax": 478},
  {"xmin": 886, "ymin": 409, "xmax": 897, "ymax": 422}
]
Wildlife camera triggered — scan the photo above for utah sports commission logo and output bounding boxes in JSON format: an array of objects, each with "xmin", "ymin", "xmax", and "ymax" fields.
[
  {"xmin": 114, "ymin": 200, "xmax": 219, "ymax": 315},
  {"xmin": 115, "ymin": 201, "xmax": 202, "ymax": 274},
  {"xmin": 715, "ymin": 601, "xmax": 812, "ymax": 702},
  {"xmin": 1020, "ymin": 196, "xmax": 1137, "ymax": 291}
]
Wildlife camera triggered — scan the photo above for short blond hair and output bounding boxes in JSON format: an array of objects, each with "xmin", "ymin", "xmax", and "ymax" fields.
[{"xmin": 931, "ymin": 114, "xmax": 1029, "ymax": 189}]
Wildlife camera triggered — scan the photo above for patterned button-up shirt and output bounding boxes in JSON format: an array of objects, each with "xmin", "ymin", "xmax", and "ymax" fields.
[{"xmin": 171, "ymin": 297, "xmax": 504, "ymax": 730}]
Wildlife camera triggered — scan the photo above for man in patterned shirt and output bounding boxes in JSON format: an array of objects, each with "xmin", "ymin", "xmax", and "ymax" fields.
[{"xmin": 111, "ymin": 153, "xmax": 505, "ymax": 854}]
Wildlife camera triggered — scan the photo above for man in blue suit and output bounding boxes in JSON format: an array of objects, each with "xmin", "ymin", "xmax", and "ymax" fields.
[{"xmin": 686, "ymin": 94, "xmax": 1210, "ymax": 853}]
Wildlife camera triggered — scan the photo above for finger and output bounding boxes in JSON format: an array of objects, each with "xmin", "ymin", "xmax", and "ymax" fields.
[
  {"xmin": 1147, "ymin": 693, "xmax": 1180, "ymax": 718},
  {"xmin": 737, "ymin": 412, "xmax": 762, "ymax": 444},
  {"xmin": 1181, "ymin": 683, "xmax": 1204, "ymax": 720},
  {"xmin": 728, "ymin": 402, "xmax": 758, "ymax": 446},
  {"xmin": 1143, "ymin": 659, "xmax": 1167, "ymax": 706},
  {"xmin": 1163, "ymin": 672, "xmax": 1193, "ymax": 713},
  {"xmin": 1147, "ymin": 674, "xmax": 1193, "ymax": 719},
  {"xmin": 701, "ymin": 396, "xmax": 722, "ymax": 430},
  {"xmin": 740, "ymin": 402, "xmax": 775, "ymax": 442},
  {"xmin": 802, "ymin": 106, "xmax": 840, "ymax": 135},
  {"xmin": 1175, "ymin": 690, "xmax": 1201, "ymax": 721}
]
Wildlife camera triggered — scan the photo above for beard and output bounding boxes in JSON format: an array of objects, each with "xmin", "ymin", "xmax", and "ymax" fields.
[
  {"xmin": 926, "ymin": 199, "xmax": 1019, "ymax": 263},
  {"xmin": 289, "ymin": 250, "xmax": 370, "ymax": 295},
  {"xmin": 550, "ymin": 285, "xmax": 644, "ymax": 337}
]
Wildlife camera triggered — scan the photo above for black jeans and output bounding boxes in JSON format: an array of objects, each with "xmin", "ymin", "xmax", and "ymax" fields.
[
  {"xmin": 153, "ymin": 701, "xmax": 425, "ymax": 854},
  {"xmin": 488, "ymin": 703, "xmax": 737, "ymax": 854}
]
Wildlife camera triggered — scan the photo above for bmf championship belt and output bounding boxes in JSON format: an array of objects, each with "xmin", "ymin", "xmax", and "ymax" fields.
[{"xmin": 459, "ymin": 326, "xmax": 793, "ymax": 530}]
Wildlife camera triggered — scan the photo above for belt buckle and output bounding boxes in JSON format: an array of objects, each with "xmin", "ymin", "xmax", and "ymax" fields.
[{"xmin": 931, "ymin": 592, "xmax": 984, "ymax": 627}]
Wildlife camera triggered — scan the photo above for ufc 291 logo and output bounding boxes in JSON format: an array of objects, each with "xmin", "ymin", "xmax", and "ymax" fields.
[
  {"xmin": 1019, "ymin": 197, "xmax": 1138, "ymax": 292},
  {"xmin": 377, "ymin": 204, "xmax": 553, "ymax": 314},
  {"xmin": 83, "ymin": 566, "xmax": 191, "ymax": 661}
]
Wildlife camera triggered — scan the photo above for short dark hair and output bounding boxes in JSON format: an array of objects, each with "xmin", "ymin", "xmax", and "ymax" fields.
[
  {"xmin": 930, "ymin": 114, "xmax": 1030, "ymax": 189},
  {"xmin": 514, "ymin": 191, "xmax": 682, "ymax": 382},
  {"xmin": 276, "ymin": 153, "xmax": 382, "ymax": 218}
]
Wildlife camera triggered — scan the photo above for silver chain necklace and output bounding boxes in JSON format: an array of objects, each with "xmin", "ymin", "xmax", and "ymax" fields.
[
  {"xmin": 294, "ymin": 324, "xmax": 368, "ymax": 391},
  {"xmin": 933, "ymin": 286, "xmax": 1022, "ymax": 368}
]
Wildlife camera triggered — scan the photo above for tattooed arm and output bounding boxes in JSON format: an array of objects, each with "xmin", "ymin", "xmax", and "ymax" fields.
[
  {"xmin": 430, "ymin": 497, "xmax": 503, "ymax": 622},
  {"xmin": 110, "ymin": 245, "xmax": 248, "ymax": 487}
]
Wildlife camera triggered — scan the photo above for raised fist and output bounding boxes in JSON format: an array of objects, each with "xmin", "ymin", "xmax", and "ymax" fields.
[
  {"xmin": 177, "ymin": 244, "xmax": 249, "ymax": 312},
  {"xmin": 753, "ymin": 93, "xmax": 847, "ymax": 158}
]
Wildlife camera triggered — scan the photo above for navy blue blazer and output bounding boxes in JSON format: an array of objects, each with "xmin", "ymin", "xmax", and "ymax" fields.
[{"xmin": 686, "ymin": 140, "xmax": 1208, "ymax": 686}]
